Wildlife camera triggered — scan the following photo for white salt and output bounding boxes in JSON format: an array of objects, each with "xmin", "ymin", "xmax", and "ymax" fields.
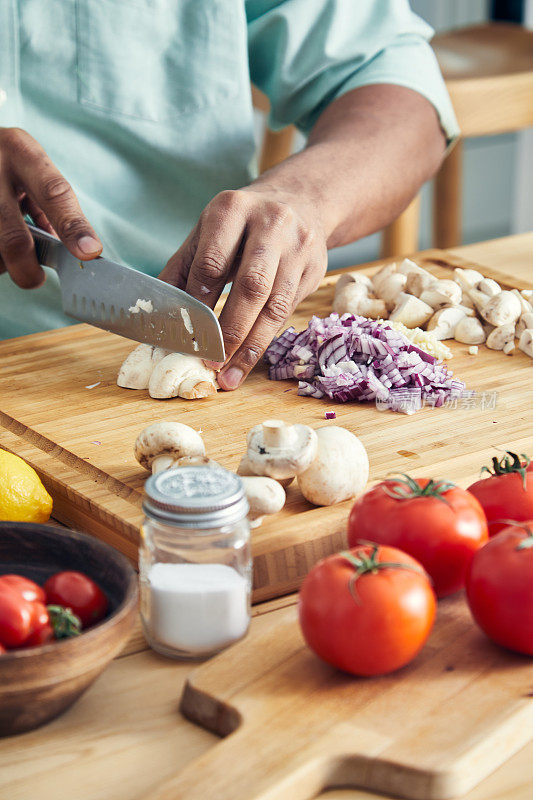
[{"xmin": 148, "ymin": 563, "xmax": 249, "ymax": 655}]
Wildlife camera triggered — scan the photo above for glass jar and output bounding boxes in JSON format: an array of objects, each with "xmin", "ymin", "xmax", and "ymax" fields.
[{"xmin": 139, "ymin": 465, "xmax": 251, "ymax": 660}]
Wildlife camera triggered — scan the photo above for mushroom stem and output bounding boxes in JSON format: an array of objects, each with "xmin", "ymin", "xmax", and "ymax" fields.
[
  {"xmin": 262, "ymin": 420, "xmax": 295, "ymax": 449},
  {"xmin": 151, "ymin": 454, "xmax": 177, "ymax": 474}
]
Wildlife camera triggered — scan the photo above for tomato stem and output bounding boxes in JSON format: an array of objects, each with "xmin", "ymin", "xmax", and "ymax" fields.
[
  {"xmin": 47, "ymin": 605, "xmax": 82, "ymax": 639},
  {"xmin": 340, "ymin": 546, "xmax": 429, "ymax": 605},
  {"xmin": 383, "ymin": 473, "xmax": 455, "ymax": 506},
  {"xmin": 480, "ymin": 451, "xmax": 531, "ymax": 491}
]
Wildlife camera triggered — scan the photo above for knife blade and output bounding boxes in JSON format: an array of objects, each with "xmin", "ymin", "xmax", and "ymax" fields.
[{"xmin": 29, "ymin": 223, "xmax": 225, "ymax": 362}]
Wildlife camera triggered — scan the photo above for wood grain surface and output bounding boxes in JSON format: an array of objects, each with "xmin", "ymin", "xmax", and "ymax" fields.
[{"xmin": 1, "ymin": 248, "xmax": 532, "ymax": 603}]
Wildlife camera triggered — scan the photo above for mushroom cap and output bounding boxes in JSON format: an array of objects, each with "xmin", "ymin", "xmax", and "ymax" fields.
[
  {"xmin": 297, "ymin": 426, "xmax": 369, "ymax": 506},
  {"xmin": 246, "ymin": 420, "xmax": 317, "ymax": 480},
  {"xmin": 486, "ymin": 324, "xmax": 515, "ymax": 351},
  {"xmin": 240, "ymin": 476, "xmax": 286, "ymax": 522},
  {"xmin": 480, "ymin": 291, "xmax": 522, "ymax": 327},
  {"xmin": 117, "ymin": 344, "xmax": 154, "ymax": 390},
  {"xmin": 134, "ymin": 421, "xmax": 205, "ymax": 471}
]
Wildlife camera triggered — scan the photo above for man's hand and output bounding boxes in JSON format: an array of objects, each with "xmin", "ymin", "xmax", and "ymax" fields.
[
  {"xmin": 0, "ymin": 127, "xmax": 102, "ymax": 288},
  {"xmin": 160, "ymin": 187, "xmax": 327, "ymax": 390}
]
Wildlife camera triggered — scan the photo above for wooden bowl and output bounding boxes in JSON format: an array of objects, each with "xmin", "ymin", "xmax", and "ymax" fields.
[{"xmin": 0, "ymin": 523, "xmax": 138, "ymax": 736}]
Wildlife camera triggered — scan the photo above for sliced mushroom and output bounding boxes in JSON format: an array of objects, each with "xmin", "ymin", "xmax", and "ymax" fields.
[
  {"xmin": 371, "ymin": 262, "xmax": 398, "ymax": 293},
  {"xmin": 405, "ymin": 270, "xmax": 436, "ymax": 298},
  {"xmin": 335, "ymin": 272, "xmax": 373, "ymax": 296},
  {"xmin": 426, "ymin": 306, "xmax": 467, "ymax": 340},
  {"xmin": 396, "ymin": 258, "xmax": 428, "ymax": 277},
  {"xmin": 454, "ymin": 316, "xmax": 486, "ymax": 345},
  {"xmin": 149, "ymin": 353, "xmax": 218, "ymax": 400},
  {"xmin": 453, "ymin": 267, "xmax": 484, "ymax": 290},
  {"xmin": 389, "ymin": 294, "xmax": 433, "ymax": 328},
  {"xmin": 240, "ymin": 476, "xmax": 286, "ymax": 529},
  {"xmin": 117, "ymin": 344, "xmax": 169, "ymax": 389},
  {"xmin": 333, "ymin": 283, "xmax": 387, "ymax": 319},
  {"xmin": 374, "ymin": 272, "xmax": 407, "ymax": 311},
  {"xmin": 486, "ymin": 324, "xmax": 515, "ymax": 352},
  {"xmin": 478, "ymin": 278, "xmax": 501, "ymax": 297},
  {"xmin": 245, "ymin": 420, "xmax": 317, "ymax": 481},
  {"xmin": 134, "ymin": 421, "xmax": 205, "ymax": 473},
  {"xmin": 517, "ymin": 312, "xmax": 533, "ymax": 338},
  {"xmin": 511, "ymin": 289, "xmax": 533, "ymax": 315},
  {"xmin": 297, "ymin": 426, "xmax": 369, "ymax": 506},
  {"xmin": 518, "ymin": 329, "xmax": 533, "ymax": 358},
  {"xmin": 420, "ymin": 279, "xmax": 462, "ymax": 310},
  {"xmin": 479, "ymin": 291, "xmax": 522, "ymax": 327}
]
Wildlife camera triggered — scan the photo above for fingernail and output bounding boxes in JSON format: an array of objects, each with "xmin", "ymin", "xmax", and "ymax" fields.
[
  {"xmin": 78, "ymin": 235, "xmax": 101, "ymax": 255},
  {"xmin": 204, "ymin": 360, "xmax": 224, "ymax": 371},
  {"xmin": 219, "ymin": 367, "xmax": 243, "ymax": 390}
]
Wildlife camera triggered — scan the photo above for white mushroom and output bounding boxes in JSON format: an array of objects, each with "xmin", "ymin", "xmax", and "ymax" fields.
[
  {"xmin": 240, "ymin": 476, "xmax": 286, "ymax": 529},
  {"xmin": 375, "ymin": 272, "xmax": 407, "ymax": 311},
  {"xmin": 511, "ymin": 289, "xmax": 533, "ymax": 315},
  {"xmin": 517, "ymin": 312, "xmax": 533, "ymax": 338},
  {"xmin": 117, "ymin": 344, "xmax": 169, "ymax": 389},
  {"xmin": 371, "ymin": 262, "xmax": 398, "ymax": 293},
  {"xmin": 396, "ymin": 258, "xmax": 428, "ymax": 277},
  {"xmin": 134, "ymin": 421, "xmax": 205, "ymax": 473},
  {"xmin": 297, "ymin": 426, "xmax": 369, "ymax": 506},
  {"xmin": 333, "ymin": 283, "xmax": 387, "ymax": 319},
  {"xmin": 454, "ymin": 316, "xmax": 486, "ymax": 345},
  {"xmin": 335, "ymin": 272, "xmax": 373, "ymax": 296},
  {"xmin": 388, "ymin": 294, "xmax": 433, "ymax": 328},
  {"xmin": 486, "ymin": 324, "xmax": 516, "ymax": 352},
  {"xmin": 420, "ymin": 279, "xmax": 462, "ymax": 310},
  {"xmin": 149, "ymin": 353, "xmax": 218, "ymax": 400},
  {"xmin": 479, "ymin": 291, "xmax": 522, "ymax": 327},
  {"xmin": 237, "ymin": 454, "xmax": 293, "ymax": 488},
  {"xmin": 405, "ymin": 270, "xmax": 436, "ymax": 298},
  {"xmin": 245, "ymin": 420, "xmax": 317, "ymax": 481},
  {"xmin": 478, "ymin": 278, "xmax": 501, "ymax": 297},
  {"xmin": 518, "ymin": 329, "xmax": 533, "ymax": 358},
  {"xmin": 453, "ymin": 267, "xmax": 484, "ymax": 290},
  {"xmin": 426, "ymin": 306, "xmax": 467, "ymax": 340}
]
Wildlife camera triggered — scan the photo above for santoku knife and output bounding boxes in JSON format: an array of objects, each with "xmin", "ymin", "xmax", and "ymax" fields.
[{"xmin": 29, "ymin": 223, "xmax": 225, "ymax": 361}]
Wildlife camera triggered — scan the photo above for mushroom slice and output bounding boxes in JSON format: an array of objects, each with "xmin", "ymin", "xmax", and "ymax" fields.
[
  {"xmin": 335, "ymin": 272, "xmax": 373, "ymax": 296},
  {"xmin": 453, "ymin": 268, "xmax": 484, "ymax": 290},
  {"xmin": 405, "ymin": 271, "xmax": 436, "ymax": 298},
  {"xmin": 396, "ymin": 258, "xmax": 428, "ymax": 277},
  {"xmin": 420, "ymin": 279, "xmax": 462, "ymax": 309},
  {"xmin": 486, "ymin": 324, "xmax": 516, "ymax": 352},
  {"xmin": 479, "ymin": 291, "xmax": 522, "ymax": 327},
  {"xmin": 426, "ymin": 307, "xmax": 467, "ymax": 340},
  {"xmin": 518, "ymin": 328, "xmax": 533, "ymax": 359},
  {"xmin": 511, "ymin": 289, "xmax": 533, "ymax": 315},
  {"xmin": 240, "ymin": 476, "xmax": 286, "ymax": 529},
  {"xmin": 297, "ymin": 426, "xmax": 369, "ymax": 506},
  {"xmin": 517, "ymin": 312, "xmax": 533, "ymax": 338},
  {"xmin": 149, "ymin": 353, "xmax": 218, "ymax": 400},
  {"xmin": 134, "ymin": 421, "xmax": 205, "ymax": 473},
  {"xmin": 478, "ymin": 278, "xmax": 501, "ymax": 297},
  {"xmin": 389, "ymin": 294, "xmax": 433, "ymax": 328},
  {"xmin": 374, "ymin": 272, "xmax": 407, "ymax": 311},
  {"xmin": 333, "ymin": 284, "xmax": 387, "ymax": 319},
  {"xmin": 371, "ymin": 262, "xmax": 397, "ymax": 293},
  {"xmin": 118, "ymin": 343, "xmax": 164, "ymax": 389},
  {"xmin": 454, "ymin": 317, "xmax": 486, "ymax": 345},
  {"xmin": 246, "ymin": 420, "xmax": 317, "ymax": 481}
]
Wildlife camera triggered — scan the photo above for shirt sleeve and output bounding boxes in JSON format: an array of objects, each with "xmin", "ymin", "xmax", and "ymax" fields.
[{"xmin": 246, "ymin": 0, "xmax": 459, "ymax": 145}]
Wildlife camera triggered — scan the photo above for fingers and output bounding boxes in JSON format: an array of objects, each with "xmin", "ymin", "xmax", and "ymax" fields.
[
  {"xmin": 20, "ymin": 194, "xmax": 56, "ymax": 236},
  {"xmin": 0, "ymin": 180, "xmax": 44, "ymax": 288},
  {"xmin": 217, "ymin": 255, "xmax": 301, "ymax": 390},
  {"xmin": 1, "ymin": 128, "xmax": 102, "ymax": 261}
]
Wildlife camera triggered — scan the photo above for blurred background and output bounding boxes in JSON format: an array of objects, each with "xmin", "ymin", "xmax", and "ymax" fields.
[{"xmin": 254, "ymin": 0, "xmax": 533, "ymax": 269}]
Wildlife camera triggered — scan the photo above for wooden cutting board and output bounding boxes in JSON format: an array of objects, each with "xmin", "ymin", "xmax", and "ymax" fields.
[
  {"xmin": 146, "ymin": 594, "xmax": 533, "ymax": 800},
  {"xmin": 1, "ymin": 249, "xmax": 532, "ymax": 602}
]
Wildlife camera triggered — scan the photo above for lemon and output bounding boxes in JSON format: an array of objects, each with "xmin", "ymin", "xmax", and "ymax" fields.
[{"xmin": 0, "ymin": 449, "xmax": 53, "ymax": 523}]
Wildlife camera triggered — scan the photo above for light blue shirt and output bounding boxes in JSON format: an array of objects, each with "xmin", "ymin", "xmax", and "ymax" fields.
[{"xmin": 0, "ymin": 0, "xmax": 458, "ymax": 339}]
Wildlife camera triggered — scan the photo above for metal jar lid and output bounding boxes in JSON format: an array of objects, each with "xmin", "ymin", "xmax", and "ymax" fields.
[{"xmin": 143, "ymin": 465, "xmax": 249, "ymax": 529}]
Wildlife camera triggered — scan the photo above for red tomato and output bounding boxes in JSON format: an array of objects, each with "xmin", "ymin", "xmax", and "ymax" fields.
[
  {"xmin": 44, "ymin": 571, "xmax": 108, "ymax": 627},
  {"xmin": 25, "ymin": 622, "xmax": 54, "ymax": 647},
  {"xmin": 0, "ymin": 574, "xmax": 46, "ymax": 603},
  {"xmin": 0, "ymin": 586, "xmax": 34, "ymax": 648},
  {"xmin": 348, "ymin": 475, "xmax": 488, "ymax": 597},
  {"xmin": 466, "ymin": 521, "xmax": 533, "ymax": 655},
  {"xmin": 298, "ymin": 544, "xmax": 436, "ymax": 676},
  {"xmin": 468, "ymin": 451, "xmax": 533, "ymax": 536}
]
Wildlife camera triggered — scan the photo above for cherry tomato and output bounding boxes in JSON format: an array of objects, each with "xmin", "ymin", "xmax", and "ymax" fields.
[
  {"xmin": 468, "ymin": 451, "xmax": 533, "ymax": 536},
  {"xmin": 44, "ymin": 571, "xmax": 108, "ymax": 627},
  {"xmin": 466, "ymin": 521, "xmax": 533, "ymax": 656},
  {"xmin": 348, "ymin": 475, "xmax": 488, "ymax": 597},
  {"xmin": 0, "ymin": 574, "xmax": 46, "ymax": 603},
  {"xmin": 0, "ymin": 585, "xmax": 34, "ymax": 648},
  {"xmin": 298, "ymin": 544, "xmax": 436, "ymax": 676},
  {"xmin": 25, "ymin": 622, "xmax": 54, "ymax": 647}
]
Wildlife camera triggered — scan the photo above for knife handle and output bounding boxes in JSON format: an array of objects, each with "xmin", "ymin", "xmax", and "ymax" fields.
[{"xmin": 27, "ymin": 222, "xmax": 63, "ymax": 270}]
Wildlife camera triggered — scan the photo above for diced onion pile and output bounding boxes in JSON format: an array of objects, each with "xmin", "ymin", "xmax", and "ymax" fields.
[{"xmin": 265, "ymin": 313, "xmax": 469, "ymax": 414}]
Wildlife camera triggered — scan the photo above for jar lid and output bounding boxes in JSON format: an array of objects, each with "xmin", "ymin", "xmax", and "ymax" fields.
[{"xmin": 143, "ymin": 465, "xmax": 249, "ymax": 529}]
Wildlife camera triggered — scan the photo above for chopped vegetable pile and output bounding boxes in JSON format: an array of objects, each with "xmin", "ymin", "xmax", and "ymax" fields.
[{"xmin": 265, "ymin": 313, "xmax": 469, "ymax": 413}]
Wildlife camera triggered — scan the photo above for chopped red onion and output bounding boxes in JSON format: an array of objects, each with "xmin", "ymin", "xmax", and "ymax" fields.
[{"xmin": 264, "ymin": 313, "xmax": 468, "ymax": 413}]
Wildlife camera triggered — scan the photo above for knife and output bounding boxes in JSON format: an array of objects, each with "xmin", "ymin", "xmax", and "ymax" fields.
[{"xmin": 29, "ymin": 223, "xmax": 225, "ymax": 362}]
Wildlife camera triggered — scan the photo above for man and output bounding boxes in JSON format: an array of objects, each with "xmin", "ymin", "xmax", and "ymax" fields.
[{"xmin": 0, "ymin": 0, "xmax": 458, "ymax": 390}]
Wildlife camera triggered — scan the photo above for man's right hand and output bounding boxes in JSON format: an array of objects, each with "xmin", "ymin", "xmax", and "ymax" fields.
[{"xmin": 0, "ymin": 127, "xmax": 102, "ymax": 288}]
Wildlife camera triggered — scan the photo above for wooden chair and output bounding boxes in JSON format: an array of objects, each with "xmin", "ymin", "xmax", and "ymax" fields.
[
  {"xmin": 252, "ymin": 85, "xmax": 297, "ymax": 174},
  {"xmin": 382, "ymin": 23, "xmax": 533, "ymax": 257}
]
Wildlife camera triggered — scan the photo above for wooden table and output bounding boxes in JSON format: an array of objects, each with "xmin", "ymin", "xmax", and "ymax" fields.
[{"xmin": 2, "ymin": 234, "xmax": 533, "ymax": 800}]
